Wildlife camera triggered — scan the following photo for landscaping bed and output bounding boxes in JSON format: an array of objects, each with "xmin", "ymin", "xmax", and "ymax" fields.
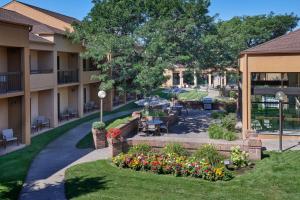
[{"xmin": 65, "ymin": 150, "xmax": 300, "ymax": 200}]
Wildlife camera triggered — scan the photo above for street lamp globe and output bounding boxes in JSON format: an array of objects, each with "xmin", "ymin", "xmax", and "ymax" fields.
[
  {"xmin": 275, "ymin": 91, "xmax": 285, "ymax": 101},
  {"xmin": 98, "ymin": 90, "xmax": 106, "ymax": 99}
]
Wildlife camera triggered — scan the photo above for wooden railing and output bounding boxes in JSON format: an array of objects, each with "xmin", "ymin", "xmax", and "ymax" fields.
[{"xmin": 57, "ymin": 69, "xmax": 79, "ymax": 84}]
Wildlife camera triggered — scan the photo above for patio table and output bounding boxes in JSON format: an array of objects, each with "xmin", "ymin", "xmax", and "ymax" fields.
[{"xmin": 147, "ymin": 119, "xmax": 163, "ymax": 126}]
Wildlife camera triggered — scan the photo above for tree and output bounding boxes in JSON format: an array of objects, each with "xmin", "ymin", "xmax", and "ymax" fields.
[
  {"xmin": 210, "ymin": 13, "xmax": 299, "ymax": 68},
  {"xmin": 71, "ymin": 0, "xmax": 146, "ymax": 94},
  {"xmin": 71, "ymin": 0, "xmax": 216, "ymax": 96}
]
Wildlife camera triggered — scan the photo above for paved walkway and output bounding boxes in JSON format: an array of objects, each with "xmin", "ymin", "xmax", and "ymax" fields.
[{"xmin": 19, "ymin": 110, "xmax": 136, "ymax": 200}]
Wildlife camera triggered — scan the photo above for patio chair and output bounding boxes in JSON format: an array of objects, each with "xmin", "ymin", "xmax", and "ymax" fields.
[
  {"xmin": 84, "ymin": 103, "xmax": 92, "ymax": 113},
  {"xmin": 31, "ymin": 122, "xmax": 38, "ymax": 134},
  {"xmin": 147, "ymin": 124, "xmax": 159, "ymax": 136},
  {"xmin": 67, "ymin": 108, "xmax": 78, "ymax": 118},
  {"xmin": 36, "ymin": 116, "xmax": 50, "ymax": 129},
  {"xmin": 2, "ymin": 129, "xmax": 19, "ymax": 148},
  {"xmin": 160, "ymin": 120, "xmax": 170, "ymax": 134},
  {"xmin": 138, "ymin": 120, "xmax": 147, "ymax": 133}
]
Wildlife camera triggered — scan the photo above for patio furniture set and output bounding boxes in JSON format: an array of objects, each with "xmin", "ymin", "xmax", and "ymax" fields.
[
  {"xmin": 31, "ymin": 116, "xmax": 51, "ymax": 134},
  {"xmin": 59, "ymin": 107, "xmax": 78, "ymax": 122},
  {"xmin": 84, "ymin": 101, "xmax": 99, "ymax": 113}
]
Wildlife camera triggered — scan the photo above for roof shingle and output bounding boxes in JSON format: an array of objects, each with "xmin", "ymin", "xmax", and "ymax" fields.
[{"xmin": 242, "ymin": 29, "xmax": 300, "ymax": 54}]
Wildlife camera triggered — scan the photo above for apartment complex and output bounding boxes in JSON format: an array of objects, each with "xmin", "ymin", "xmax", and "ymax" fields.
[
  {"xmin": 240, "ymin": 29, "xmax": 300, "ymax": 139},
  {"xmin": 0, "ymin": 1, "xmax": 132, "ymax": 145}
]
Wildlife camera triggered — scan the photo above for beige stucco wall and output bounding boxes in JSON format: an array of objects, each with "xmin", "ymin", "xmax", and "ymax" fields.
[
  {"xmin": 4, "ymin": 1, "xmax": 73, "ymax": 32},
  {"xmin": 58, "ymin": 87, "xmax": 68, "ymax": 113},
  {"xmin": 82, "ymin": 71, "xmax": 100, "ymax": 84},
  {"xmin": 0, "ymin": 98, "xmax": 9, "ymax": 132},
  {"xmin": 0, "ymin": 22, "xmax": 29, "ymax": 47},
  {"xmin": 30, "ymin": 50, "xmax": 38, "ymax": 70},
  {"xmin": 38, "ymin": 90, "xmax": 54, "ymax": 124},
  {"xmin": 68, "ymin": 86, "xmax": 78, "ymax": 111},
  {"xmin": 30, "ymin": 92, "xmax": 39, "ymax": 122},
  {"xmin": 54, "ymin": 35, "xmax": 83, "ymax": 53},
  {"xmin": 30, "ymin": 73, "xmax": 55, "ymax": 91}
]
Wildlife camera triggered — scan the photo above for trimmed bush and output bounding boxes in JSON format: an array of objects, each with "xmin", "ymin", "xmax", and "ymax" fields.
[
  {"xmin": 208, "ymin": 124, "xmax": 224, "ymax": 139},
  {"xmin": 211, "ymin": 111, "xmax": 227, "ymax": 119},
  {"xmin": 128, "ymin": 144, "xmax": 152, "ymax": 155},
  {"xmin": 221, "ymin": 113, "xmax": 237, "ymax": 132},
  {"xmin": 163, "ymin": 143, "xmax": 188, "ymax": 156},
  {"xmin": 223, "ymin": 130, "xmax": 237, "ymax": 141},
  {"xmin": 193, "ymin": 145, "xmax": 223, "ymax": 166},
  {"xmin": 92, "ymin": 121, "xmax": 106, "ymax": 130}
]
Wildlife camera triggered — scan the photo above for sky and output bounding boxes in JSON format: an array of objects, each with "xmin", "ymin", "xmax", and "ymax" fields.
[{"xmin": 0, "ymin": 0, "xmax": 300, "ymax": 26}]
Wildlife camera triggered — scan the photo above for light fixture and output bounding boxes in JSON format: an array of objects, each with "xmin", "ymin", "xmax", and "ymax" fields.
[
  {"xmin": 275, "ymin": 91, "xmax": 285, "ymax": 101},
  {"xmin": 98, "ymin": 90, "xmax": 106, "ymax": 99}
]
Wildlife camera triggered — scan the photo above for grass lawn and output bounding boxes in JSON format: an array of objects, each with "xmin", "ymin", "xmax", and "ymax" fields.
[
  {"xmin": 0, "ymin": 103, "xmax": 138, "ymax": 200},
  {"xmin": 153, "ymin": 88, "xmax": 208, "ymax": 101},
  {"xmin": 177, "ymin": 90, "xmax": 208, "ymax": 101},
  {"xmin": 76, "ymin": 115, "xmax": 132, "ymax": 149},
  {"xmin": 65, "ymin": 151, "xmax": 300, "ymax": 200}
]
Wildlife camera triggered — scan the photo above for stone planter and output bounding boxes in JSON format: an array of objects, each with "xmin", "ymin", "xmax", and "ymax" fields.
[
  {"xmin": 92, "ymin": 128, "xmax": 107, "ymax": 149},
  {"xmin": 108, "ymin": 137, "xmax": 124, "ymax": 157}
]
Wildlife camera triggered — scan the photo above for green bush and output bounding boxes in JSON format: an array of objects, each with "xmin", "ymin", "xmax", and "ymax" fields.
[
  {"xmin": 128, "ymin": 144, "xmax": 152, "ymax": 155},
  {"xmin": 223, "ymin": 130, "xmax": 237, "ymax": 141},
  {"xmin": 163, "ymin": 143, "xmax": 188, "ymax": 156},
  {"xmin": 229, "ymin": 91, "xmax": 237, "ymax": 99},
  {"xmin": 208, "ymin": 124, "xmax": 224, "ymax": 139},
  {"xmin": 92, "ymin": 121, "xmax": 106, "ymax": 130},
  {"xmin": 211, "ymin": 111, "xmax": 227, "ymax": 119},
  {"xmin": 193, "ymin": 145, "xmax": 223, "ymax": 166},
  {"xmin": 230, "ymin": 146, "xmax": 249, "ymax": 168},
  {"xmin": 221, "ymin": 113, "xmax": 236, "ymax": 132}
]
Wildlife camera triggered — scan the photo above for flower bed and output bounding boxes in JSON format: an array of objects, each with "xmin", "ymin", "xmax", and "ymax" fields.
[{"xmin": 113, "ymin": 152, "xmax": 233, "ymax": 182}]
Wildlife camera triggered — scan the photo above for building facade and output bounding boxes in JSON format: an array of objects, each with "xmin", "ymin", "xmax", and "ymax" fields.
[
  {"xmin": 240, "ymin": 29, "xmax": 300, "ymax": 139},
  {"xmin": 0, "ymin": 1, "xmax": 132, "ymax": 146}
]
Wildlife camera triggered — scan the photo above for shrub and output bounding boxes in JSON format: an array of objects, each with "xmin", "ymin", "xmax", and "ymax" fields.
[
  {"xmin": 92, "ymin": 121, "xmax": 106, "ymax": 130},
  {"xmin": 128, "ymin": 144, "xmax": 152, "ymax": 155},
  {"xmin": 211, "ymin": 111, "xmax": 227, "ymax": 119},
  {"xmin": 230, "ymin": 146, "xmax": 249, "ymax": 168},
  {"xmin": 208, "ymin": 124, "xmax": 224, "ymax": 139},
  {"xmin": 229, "ymin": 91, "xmax": 237, "ymax": 99},
  {"xmin": 193, "ymin": 145, "xmax": 223, "ymax": 166},
  {"xmin": 163, "ymin": 143, "xmax": 188, "ymax": 156},
  {"xmin": 223, "ymin": 130, "xmax": 237, "ymax": 141},
  {"xmin": 221, "ymin": 113, "xmax": 237, "ymax": 132}
]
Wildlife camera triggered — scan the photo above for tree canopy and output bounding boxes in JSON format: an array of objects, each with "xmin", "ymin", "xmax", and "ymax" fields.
[
  {"xmin": 71, "ymin": 0, "xmax": 299, "ymax": 94},
  {"xmin": 209, "ymin": 13, "xmax": 299, "ymax": 68}
]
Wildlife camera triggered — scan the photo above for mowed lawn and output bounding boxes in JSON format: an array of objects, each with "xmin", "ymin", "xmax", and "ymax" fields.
[
  {"xmin": 177, "ymin": 90, "xmax": 208, "ymax": 101},
  {"xmin": 0, "ymin": 102, "xmax": 138, "ymax": 200},
  {"xmin": 65, "ymin": 151, "xmax": 300, "ymax": 200}
]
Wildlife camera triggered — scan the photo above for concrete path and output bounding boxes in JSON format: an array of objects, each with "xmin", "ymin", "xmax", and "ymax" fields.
[{"xmin": 19, "ymin": 110, "xmax": 136, "ymax": 200}]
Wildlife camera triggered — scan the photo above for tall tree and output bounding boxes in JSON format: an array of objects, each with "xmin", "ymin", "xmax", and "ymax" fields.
[{"xmin": 209, "ymin": 13, "xmax": 299, "ymax": 68}]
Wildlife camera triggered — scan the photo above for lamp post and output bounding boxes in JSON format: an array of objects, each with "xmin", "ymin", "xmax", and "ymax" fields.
[
  {"xmin": 98, "ymin": 90, "xmax": 107, "ymax": 122},
  {"xmin": 275, "ymin": 91, "xmax": 285, "ymax": 152}
]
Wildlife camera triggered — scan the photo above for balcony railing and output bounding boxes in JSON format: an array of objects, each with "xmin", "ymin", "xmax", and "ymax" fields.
[
  {"xmin": 30, "ymin": 69, "xmax": 53, "ymax": 74},
  {"xmin": 58, "ymin": 69, "xmax": 79, "ymax": 84},
  {"xmin": 0, "ymin": 72, "xmax": 22, "ymax": 94}
]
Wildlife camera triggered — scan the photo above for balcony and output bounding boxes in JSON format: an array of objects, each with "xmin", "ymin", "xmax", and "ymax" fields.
[
  {"xmin": 0, "ymin": 72, "xmax": 22, "ymax": 94},
  {"xmin": 58, "ymin": 69, "xmax": 79, "ymax": 85},
  {"xmin": 30, "ymin": 69, "xmax": 53, "ymax": 74}
]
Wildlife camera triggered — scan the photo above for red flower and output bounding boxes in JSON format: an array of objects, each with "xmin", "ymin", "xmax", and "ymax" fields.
[{"xmin": 106, "ymin": 128, "xmax": 122, "ymax": 139}]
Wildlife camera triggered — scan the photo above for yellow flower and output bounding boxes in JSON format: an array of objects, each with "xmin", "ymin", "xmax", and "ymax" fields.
[{"xmin": 215, "ymin": 167, "xmax": 224, "ymax": 176}]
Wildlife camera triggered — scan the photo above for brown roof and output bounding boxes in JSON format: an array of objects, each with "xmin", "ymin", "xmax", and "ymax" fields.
[
  {"xmin": 241, "ymin": 29, "xmax": 300, "ymax": 54},
  {"xmin": 29, "ymin": 33, "xmax": 53, "ymax": 44},
  {"xmin": 0, "ymin": 8, "xmax": 65, "ymax": 35},
  {"xmin": 0, "ymin": 7, "xmax": 31, "ymax": 26},
  {"xmin": 16, "ymin": 1, "xmax": 80, "ymax": 24}
]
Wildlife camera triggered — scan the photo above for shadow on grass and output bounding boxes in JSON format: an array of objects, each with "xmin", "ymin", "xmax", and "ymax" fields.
[
  {"xmin": 0, "ymin": 181, "xmax": 23, "ymax": 200},
  {"xmin": 65, "ymin": 176, "xmax": 109, "ymax": 199}
]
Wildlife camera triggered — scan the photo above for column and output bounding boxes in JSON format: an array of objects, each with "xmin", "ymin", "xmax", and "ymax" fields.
[
  {"xmin": 242, "ymin": 54, "xmax": 250, "ymax": 139},
  {"xmin": 78, "ymin": 84, "xmax": 84, "ymax": 117},
  {"xmin": 53, "ymin": 51, "xmax": 59, "ymax": 127},
  {"xmin": 193, "ymin": 70, "xmax": 198, "ymax": 88},
  {"xmin": 208, "ymin": 73, "xmax": 212, "ymax": 87},
  {"xmin": 179, "ymin": 71, "xmax": 184, "ymax": 88},
  {"xmin": 23, "ymin": 47, "xmax": 31, "ymax": 145}
]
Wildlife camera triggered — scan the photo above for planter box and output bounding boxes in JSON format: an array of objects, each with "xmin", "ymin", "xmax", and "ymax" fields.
[{"xmin": 92, "ymin": 128, "xmax": 107, "ymax": 149}]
